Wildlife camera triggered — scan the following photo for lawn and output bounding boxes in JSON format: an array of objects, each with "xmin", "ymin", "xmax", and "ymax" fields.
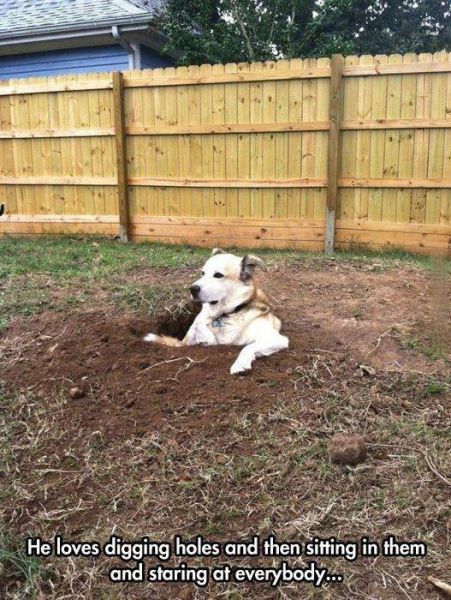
[{"xmin": 0, "ymin": 236, "xmax": 449, "ymax": 599}]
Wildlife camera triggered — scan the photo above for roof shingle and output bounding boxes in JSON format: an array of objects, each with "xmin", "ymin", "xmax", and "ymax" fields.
[{"xmin": 0, "ymin": 0, "xmax": 163, "ymax": 38}]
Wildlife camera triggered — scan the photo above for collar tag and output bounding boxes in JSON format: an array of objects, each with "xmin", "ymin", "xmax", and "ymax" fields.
[
  {"xmin": 212, "ymin": 317, "xmax": 223, "ymax": 328},
  {"xmin": 212, "ymin": 300, "xmax": 250, "ymax": 328}
]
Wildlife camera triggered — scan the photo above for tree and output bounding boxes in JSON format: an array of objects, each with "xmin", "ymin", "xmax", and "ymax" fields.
[{"xmin": 156, "ymin": 0, "xmax": 451, "ymax": 64}]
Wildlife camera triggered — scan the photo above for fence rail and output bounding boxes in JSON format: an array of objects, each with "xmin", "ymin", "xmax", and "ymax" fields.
[{"xmin": 0, "ymin": 52, "xmax": 450, "ymax": 255}]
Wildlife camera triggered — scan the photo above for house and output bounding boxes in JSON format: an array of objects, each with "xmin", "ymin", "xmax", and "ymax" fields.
[{"xmin": 0, "ymin": 0, "xmax": 175, "ymax": 80}]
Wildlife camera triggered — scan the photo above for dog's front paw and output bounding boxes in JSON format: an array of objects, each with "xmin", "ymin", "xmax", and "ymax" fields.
[
  {"xmin": 143, "ymin": 333, "xmax": 157, "ymax": 343},
  {"xmin": 230, "ymin": 360, "xmax": 252, "ymax": 375}
]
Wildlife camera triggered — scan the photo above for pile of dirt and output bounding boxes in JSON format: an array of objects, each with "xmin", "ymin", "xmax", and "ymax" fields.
[{"xmin": 3, "ymin": 307, "xmax": 338, "ymax": 442}]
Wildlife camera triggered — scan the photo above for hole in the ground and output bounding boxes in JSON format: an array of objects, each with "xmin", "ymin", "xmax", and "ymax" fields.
[{"xmin": 155, "ymin": 300, "xmax": 202, "ymax": 340}]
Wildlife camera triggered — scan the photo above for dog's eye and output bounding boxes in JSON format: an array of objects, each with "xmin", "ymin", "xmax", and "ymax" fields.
[{"xmin": 213, "ymin": 273, "xmax": 224, "ymax": 278}]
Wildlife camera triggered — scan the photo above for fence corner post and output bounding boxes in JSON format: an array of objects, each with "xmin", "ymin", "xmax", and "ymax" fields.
[
  {"xmin": 112, "ymin": 71, "xmax": 130, "ymax": 243},
  {"xmin": 325, "ymin": 53, "xmax": 344, "ymax": 255}
]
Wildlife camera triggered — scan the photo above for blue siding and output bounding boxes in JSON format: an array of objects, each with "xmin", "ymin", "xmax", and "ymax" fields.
[
  {"xmin": 0, "ymin": 45, "xmax": 129, "ymax": 79},
  {"xmin": 140, "ymin": 46, "xmax": 173, "ymax": 69}
]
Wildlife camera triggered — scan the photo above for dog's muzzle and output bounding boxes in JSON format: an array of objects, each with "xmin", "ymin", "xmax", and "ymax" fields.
[{"xmin": 190, "ymin": 284, "xmax": 200, "ymax": 299}]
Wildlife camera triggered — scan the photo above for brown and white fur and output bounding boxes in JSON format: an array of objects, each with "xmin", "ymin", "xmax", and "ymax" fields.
[{"xmin": 143, "ymin": 249, "xmax": 289, "ymax": 374}]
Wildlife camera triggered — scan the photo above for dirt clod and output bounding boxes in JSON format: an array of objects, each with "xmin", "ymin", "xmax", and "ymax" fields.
[
  {"xmin": 329, "ymin": 434, "xmax": 367, "ymax": 465},
  {"xmin": 69, "ymin": 387, "xmax": 85, "ymax": 399}
]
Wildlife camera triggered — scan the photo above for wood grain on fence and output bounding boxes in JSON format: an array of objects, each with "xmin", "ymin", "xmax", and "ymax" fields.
[{"xmin": 0, "ymin": 52, "xmax": 450, "ymax": 255}]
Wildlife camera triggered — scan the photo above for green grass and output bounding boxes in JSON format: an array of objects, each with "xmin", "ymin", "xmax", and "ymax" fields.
[
  {"xmin": 0, "ymin": 237, "xmax": 206, "ymax": 329},
  {"xmin": 111, "ymin": 282, "xmax": 183, "ymax": 314},
  {"xmin": 0, "ymin": 532, "xmax": 49, "ymax": 598},
  {"xmin": 419, "ymin": 379, "xmax": 450, "ymax": 398},
  {"xmin": 402, "ymin": 337, "xmax": 419, "ymax": 350},
  {"xmin": 0, "ymin": 278, "xmax": 52, "ymax": 324},
  {"xmin": 0, "ymin": 235, "xmax": 438, "ymax": 282},
  {"xmin": 0, "ymin": 236, "xmax": 208, "ymax": 281},
  {"xmin": 402, "ymin": 337, "xmax": 448, "ymax": 362},
  {"xmin": 0, "ymin": 235, "xmax": 441, "ymax": 331}
]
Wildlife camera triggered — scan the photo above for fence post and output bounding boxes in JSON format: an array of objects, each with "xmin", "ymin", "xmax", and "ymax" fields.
[
  {"xmin": 112, "ymin": 71, "xmax": 130, "ymax": 242},
  {"xmin": 325, "ymin": 54, "xmax": 344, "ymax": 254}
]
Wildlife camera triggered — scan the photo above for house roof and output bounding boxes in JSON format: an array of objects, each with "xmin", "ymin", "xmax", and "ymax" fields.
[{"xmin": 0, "ymin": 0, "xmax": 164, "ymax": 39}]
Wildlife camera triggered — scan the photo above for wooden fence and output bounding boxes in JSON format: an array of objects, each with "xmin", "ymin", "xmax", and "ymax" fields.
[{"xmin": 0, "ymin": 52, "xmax": 450, "ymax": 255}]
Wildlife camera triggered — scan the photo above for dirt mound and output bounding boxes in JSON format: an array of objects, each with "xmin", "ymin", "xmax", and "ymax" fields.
[{"xmin": 3, "ymin": 308, "xmax": 334, "ymax": 443}]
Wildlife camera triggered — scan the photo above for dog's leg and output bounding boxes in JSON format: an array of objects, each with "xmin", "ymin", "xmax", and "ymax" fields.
[
  {"xmin": 143, "ymin": 333, "xmax": 185, "ymax": 347},
  {"xmin": 143, "ymin": 312, "xmax": 215, "ymax": 348},
  {"xmin": 230, "ymin": 333, "xmax": 289, "ymax": 375},
  {"xmin": 184, "ymin": 319, "xmax": 216, "ymax": 346}
]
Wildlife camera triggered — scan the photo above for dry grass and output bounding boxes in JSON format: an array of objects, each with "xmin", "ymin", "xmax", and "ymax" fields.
[{"xmin": 1, "ymin": 356, "xmax": 449, "ymax": 599}]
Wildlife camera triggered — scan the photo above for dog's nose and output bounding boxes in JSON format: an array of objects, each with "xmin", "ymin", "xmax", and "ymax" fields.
[{"xmin": 190, "ymin": 284, "xmax": 200, "ymax": 298}]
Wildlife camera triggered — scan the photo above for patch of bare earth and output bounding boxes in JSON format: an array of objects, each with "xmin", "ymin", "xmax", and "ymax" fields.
[{"xmin": 1, "ymin": 261, "xmax": 449, "ymax": 599}]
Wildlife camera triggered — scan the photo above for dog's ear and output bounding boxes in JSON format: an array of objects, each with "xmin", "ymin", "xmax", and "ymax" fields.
[
  {"xmin": 211, "ymin": 248, "xmax": 225, "ymax": 256},
  {"xmin": 240, "ymin": 255, "xmax": 267, "ymax": 281}
]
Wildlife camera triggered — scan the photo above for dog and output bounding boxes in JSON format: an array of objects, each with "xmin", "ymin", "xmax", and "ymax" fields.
[{"xmin": 143, "ymin": 248, "xmax": 289, "ymax": 374}]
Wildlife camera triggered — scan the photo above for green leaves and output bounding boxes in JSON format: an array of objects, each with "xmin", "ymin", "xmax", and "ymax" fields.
[{"xmin": 156, "ymin": 0, "xmax": 450, "ymax": 64}]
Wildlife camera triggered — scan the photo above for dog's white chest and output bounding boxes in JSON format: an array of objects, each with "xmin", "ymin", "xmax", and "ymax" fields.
[
  {"xmin": 209, "ymin": 315, "xmax": 240, "ymax": 344},
  {"xmin": 188, "ymin": 313, "xmax": 245, "ymax": 346}
]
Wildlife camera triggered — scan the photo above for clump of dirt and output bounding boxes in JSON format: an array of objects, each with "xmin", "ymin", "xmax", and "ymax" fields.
[
  {"xmin": 329, "ymin": 433, "xmax": 367, "ymax": 465},
  {"xmin": 69, "ymin": 386, "xmax": 85, "ymax": 399}
]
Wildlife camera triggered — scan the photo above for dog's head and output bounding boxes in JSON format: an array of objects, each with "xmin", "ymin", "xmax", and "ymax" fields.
[{"xmin": 190, "ymin": 248, "xmax": 267, "ymax": 306}]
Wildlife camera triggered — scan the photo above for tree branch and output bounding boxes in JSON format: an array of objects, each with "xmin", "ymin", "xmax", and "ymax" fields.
[
  {"xmin": 267, "ymin": 0, "xmax": 280, "ymax": 46},
  {"xmin": 230, "ymin": 1, "xmax": 255, "ymax": 61}
]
